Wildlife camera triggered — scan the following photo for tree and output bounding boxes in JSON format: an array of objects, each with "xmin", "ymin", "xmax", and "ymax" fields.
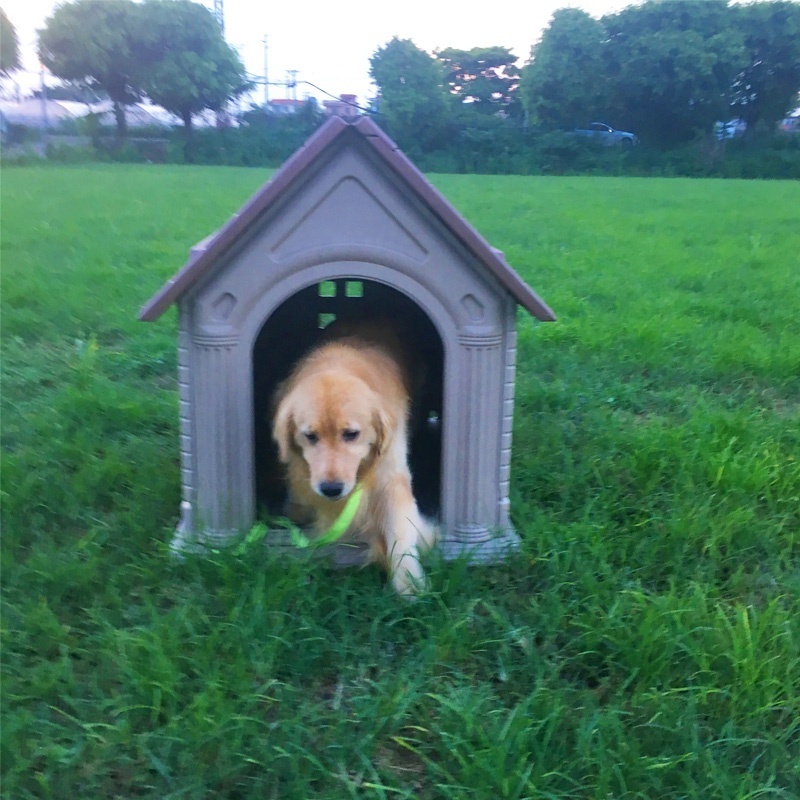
[
  {"xmin": 730, "ymin": 1, "xmax": 800, "ymax": 129},
  {"xmin": 369, "ymin": 37, "xmax": 450, "ymax": 153},
  {"xmin": 436, "ymin": 46, "xmax": 520, "ymax": 114},
  {"xmin": 1, "ymin": 8, "xmax": 20, "ymax": 74},
  {"xmin": 601, "ymin": 0, "xmax": 747, "ymax": 145},
  {"xmin": 135, "ymin": 0, "xmax": 248, "ymax": 154},
  {"xmin": 521, "ymin": 1, "xmax": 753, "ymax": 145},
  {"xmin": 519, "ymin": 9, "xmax": 608, "ymax": 129},
  {"xmin": 38, "ymin": 0, "xmax": 141, "ymax": 140}
]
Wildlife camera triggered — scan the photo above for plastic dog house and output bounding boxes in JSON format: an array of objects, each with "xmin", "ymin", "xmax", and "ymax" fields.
[{"xmin": 140, "ymin": 117, "xmax": 555, "ymax": 562}]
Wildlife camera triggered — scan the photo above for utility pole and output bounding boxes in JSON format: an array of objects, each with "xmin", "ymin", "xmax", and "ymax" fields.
[
  {"xmin": 264, "ymin": 34, "xmax": 269, "ymax": 111},
  {"xmin": 212, "ymin": 0, "xmax": 227, "ymax": 126},
  {"xmin": 39, "ymin": 63, "xmax": 49, "ymax": 153},
  {"xmin": 213, "ymin": 0, "xmax": 224, "ymax": 34},
  {"xmin": 287, "ymin": 70, "xmax": 298, "ymax": 104}
]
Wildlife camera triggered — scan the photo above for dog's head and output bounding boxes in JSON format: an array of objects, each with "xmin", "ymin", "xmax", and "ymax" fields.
[{"xmin": 273, "ymin": 371, "xmax": 392, "ymax": 501}]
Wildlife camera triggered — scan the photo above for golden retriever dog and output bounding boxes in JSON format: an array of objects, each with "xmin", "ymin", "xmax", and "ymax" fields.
[{"xmin": 272, "ymin": 322, "xmax": 436, "ymax": 596}]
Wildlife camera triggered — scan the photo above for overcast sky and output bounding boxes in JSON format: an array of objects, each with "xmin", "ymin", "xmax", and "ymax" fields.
[{"xmin": 4, "ymin": 0, "xmax": 640, "ymax": 104}]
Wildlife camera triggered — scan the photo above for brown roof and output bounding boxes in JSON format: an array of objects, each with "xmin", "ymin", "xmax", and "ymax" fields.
[{"xmin": 139, "ymin": 116, "xmax": 556, "ymax": 322}]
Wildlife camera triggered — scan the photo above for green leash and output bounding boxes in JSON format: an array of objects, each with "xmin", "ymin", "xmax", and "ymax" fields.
[{"xmin": 290, "ymin": 484, "xmax": 364, "ymax": 549}]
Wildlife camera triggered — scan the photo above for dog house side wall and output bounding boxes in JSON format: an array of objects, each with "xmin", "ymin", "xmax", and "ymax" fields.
[
  {"xmin": 501, "ymin": 308, "xmax": 520, "ymax": 549},
  {"xmin": 177, "ymin": 302, "xmax": 195, "ymax": 514},
  {"xmin": 499, "ymin": 298, "xmax": 518, "ymax": 532}
]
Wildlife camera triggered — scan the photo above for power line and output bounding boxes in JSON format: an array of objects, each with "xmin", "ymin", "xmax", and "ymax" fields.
[
  {"xmin": 244, "ymin": 72, "xmax": 375, "ymax": 114},
  {"xmin": 299, "ymin": 80, "xmax": 375, "ymax": 114}
]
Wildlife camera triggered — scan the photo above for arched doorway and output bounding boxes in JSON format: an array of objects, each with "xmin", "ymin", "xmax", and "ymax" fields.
[{"xmin": 252, "ymin": 278, "xmax": 445, "ymax": 522}]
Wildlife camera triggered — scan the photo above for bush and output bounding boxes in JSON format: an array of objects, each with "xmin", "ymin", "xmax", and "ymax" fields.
[
  {"xmin": 4, "ymin": 111, "xmax": 799, "ymax": 178},
  {"xmin": 3, "ymin": 122, "xmax": 39, "ymax": 146},
  {"xmin": 167, "ymin": 106, "xmax": 327, "ymax": 167},
  {"xmin": 44, "ymin": 141, "xmax": 99, "ymax": 163}
]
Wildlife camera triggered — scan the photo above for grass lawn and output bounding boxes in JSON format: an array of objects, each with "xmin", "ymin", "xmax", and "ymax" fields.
[{"xmin": 2, "ymin": 164, "xmax": 799, "ymax": 799}]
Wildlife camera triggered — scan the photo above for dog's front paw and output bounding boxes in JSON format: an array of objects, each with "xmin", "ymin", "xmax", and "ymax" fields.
[
  {"xmin": 418, "ymin": 518, "xmax": 438, "ymax": 552},
  {"xmin": 390, "ymin": 555, "xmax": 429, "ymax": 599}
]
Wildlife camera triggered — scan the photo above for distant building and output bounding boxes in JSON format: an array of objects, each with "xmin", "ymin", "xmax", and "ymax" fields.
[
  {"xmin": 322, "ymin": 94, "xmax": 360, "ymax": 120},
  {"xmin": 0, "ymin": 98, "xmax": 229, "ymax": 130},
  {"xmin": 267, "ymin": 98, "xmax": 308, "ymax": 115},
  {"xmin": 0, "ymin": 98, "xmax": 81, "ymax": 127}
]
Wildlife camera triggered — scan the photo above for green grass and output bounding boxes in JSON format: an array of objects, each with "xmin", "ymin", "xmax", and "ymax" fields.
[{"xmin": 2, "ymin": 164, "xmax": 799, "ymax": 799}]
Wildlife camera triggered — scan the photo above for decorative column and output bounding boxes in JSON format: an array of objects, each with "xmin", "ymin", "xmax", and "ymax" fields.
[
  {"xmin": 189, "ymin": 329, "xmax": 250, "ymax": 544},
  {"xmin": 443, "ymin": 324, "xmax": 519, "ymax": 562}
]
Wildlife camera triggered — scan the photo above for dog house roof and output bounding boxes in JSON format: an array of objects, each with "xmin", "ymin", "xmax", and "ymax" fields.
[{"xmin": 139, "ymin": 116, "xmax": 555, "ymax": 322}]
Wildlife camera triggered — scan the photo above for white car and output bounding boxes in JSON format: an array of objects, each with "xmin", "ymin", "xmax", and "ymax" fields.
[{"xmin": 714, "ymin": 118, "xmax": 747, "ymax": 140}]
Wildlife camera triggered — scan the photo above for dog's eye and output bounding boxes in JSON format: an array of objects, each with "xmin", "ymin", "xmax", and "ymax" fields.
[
  {"xmin": 342, "ymin": 429, "xmax": 360, "ymax": 442},
  {"xmin": 304, "ymin": 431, "xmax": 319, "ymax": 445}
]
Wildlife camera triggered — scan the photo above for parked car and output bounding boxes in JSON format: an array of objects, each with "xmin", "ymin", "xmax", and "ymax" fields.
[
  {"xmin": 573, "ymin": 122, "xmax": 639, "ymax": 146},
  {"xmin": 779, "ymin": 116, "xmax": 800, "ymax": 134}
]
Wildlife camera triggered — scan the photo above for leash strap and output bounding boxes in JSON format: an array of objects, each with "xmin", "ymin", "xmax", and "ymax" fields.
[{"xmin": 290, "ymin": 484, "xmax": 364, "ymax": 548}]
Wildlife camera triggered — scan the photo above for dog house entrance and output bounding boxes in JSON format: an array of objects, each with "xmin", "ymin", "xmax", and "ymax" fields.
[{"xmin": 253, "ymin": 279, "xmax": 444, "ymax": 521}]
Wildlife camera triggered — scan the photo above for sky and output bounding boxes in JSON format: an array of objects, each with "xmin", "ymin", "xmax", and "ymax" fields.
[{"xmin": 3, "ymin": 0, "xmax": 639, "ymax": 105}]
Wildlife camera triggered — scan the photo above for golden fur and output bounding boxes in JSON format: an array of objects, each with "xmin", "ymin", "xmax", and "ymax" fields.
[{"xmin": 272, "ymin": 325, "xmax": 436, "ymax": 595}]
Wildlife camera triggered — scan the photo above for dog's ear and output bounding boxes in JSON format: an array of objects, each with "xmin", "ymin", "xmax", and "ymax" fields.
[
  {"xmin": 372, "ymin": 404, "xmax": 395, "ymax": 456},
  {"xmin": 272, "ymin": 394, "xmax": 296, "ymax": 463}
]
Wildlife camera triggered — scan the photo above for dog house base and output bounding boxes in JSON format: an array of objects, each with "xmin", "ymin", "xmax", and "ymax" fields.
[
  {"xmin": 439, "ymin": 525, "xmax": 521, "ymax": 564},
  {"xmin": 170, "ymin": 500, "xmax": 520, "ymax": 566}
]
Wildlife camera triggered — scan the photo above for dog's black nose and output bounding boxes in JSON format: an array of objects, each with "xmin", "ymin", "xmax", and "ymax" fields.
[{"xmin": 319, "ymin": 481, "xmax": 345, "ymax": 499}]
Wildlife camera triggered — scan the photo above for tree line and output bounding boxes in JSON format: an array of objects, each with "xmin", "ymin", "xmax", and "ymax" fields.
[{"xmin": 370, "ymin": 0, "xmax": 800, "ymax": 153}]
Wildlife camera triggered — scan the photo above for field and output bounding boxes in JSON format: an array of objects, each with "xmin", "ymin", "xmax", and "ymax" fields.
[{"xmin": 2, "ymin": 165, "xmax": 799, "ymax": 799}]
